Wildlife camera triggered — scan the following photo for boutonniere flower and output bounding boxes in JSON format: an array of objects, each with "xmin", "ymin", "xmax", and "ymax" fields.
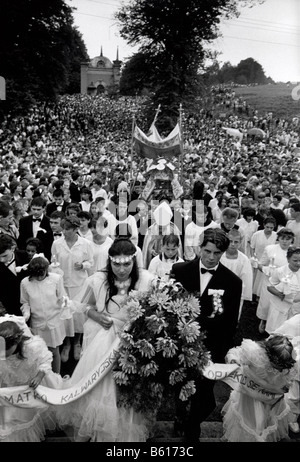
[{"xmin": 208, "ymin": 289, "xmax": 224, "ymax": 318}]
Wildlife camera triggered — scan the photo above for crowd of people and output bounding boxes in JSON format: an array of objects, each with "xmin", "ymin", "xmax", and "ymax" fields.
[{"xmin": 0, "ymin": 84, "xmax": 300, "ymax": 443}]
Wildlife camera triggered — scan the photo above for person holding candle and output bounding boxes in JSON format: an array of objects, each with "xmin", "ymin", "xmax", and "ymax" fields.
[
  {"xmin": 265, "ymin": 246, "xmax": 300, "ymax": 334},
  {"xmin": 255, "ymin": 228, "xmax": 295, "ymax": 334},
  {"xmin": 250, "ymin": 216, "xmax": 277, "ymax": 302}
]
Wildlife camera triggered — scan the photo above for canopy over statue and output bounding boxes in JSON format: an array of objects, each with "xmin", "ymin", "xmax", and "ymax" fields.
[
  {"xmin": 133, "ymin": 123, "xmax": 182, "ymax": 160},
  {"xmin": 131, "ymin": 107, "xmax": 184, "ymax": 201}
]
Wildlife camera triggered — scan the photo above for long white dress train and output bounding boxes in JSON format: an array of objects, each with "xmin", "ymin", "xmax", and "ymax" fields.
[{"xmin": 55, "ymin": 269, "xmax": 154, "ymax": 442}]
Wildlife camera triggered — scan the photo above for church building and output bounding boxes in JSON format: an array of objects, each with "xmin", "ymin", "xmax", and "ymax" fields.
[{"xmin": 80, "ymin": 47, "xmax": 122, "ymax": 96}]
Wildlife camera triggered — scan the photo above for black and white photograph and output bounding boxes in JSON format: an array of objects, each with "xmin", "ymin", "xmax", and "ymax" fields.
[{"xmin": 0, "ymin": 0, "xmax": 299, "ymax": 446}]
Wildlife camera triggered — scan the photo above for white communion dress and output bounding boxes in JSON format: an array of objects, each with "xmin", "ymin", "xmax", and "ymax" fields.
[
  {"xmin": 265, "ymin": 264, "xmax": 300, "ymax": 334},
  {"xmin": 221, "ymin": 339, "xmax": 298, "ymax": 442},
  {"xmin": 55, "ymin": 269, "xmax": 155, "ymax": 442},
  {"xmin": 0, "ymin": 331, "xmax": 56, "ymax": 442}
]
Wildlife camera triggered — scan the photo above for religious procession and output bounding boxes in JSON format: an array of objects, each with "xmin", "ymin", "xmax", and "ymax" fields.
[{"xmin": 0, "ymin": 0, "xmax": 300, "ymax": 446}]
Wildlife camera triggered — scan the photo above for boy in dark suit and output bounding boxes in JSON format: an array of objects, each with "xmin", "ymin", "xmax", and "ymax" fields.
[
  {"xmin": 69, "ymin": 171, "xmax": 83, "ymax": 203},
  {"xmin": 171, "ymin": 228, "xmax": 242, "ymax": 442},
  {"xmin": 17, "ymin": 196, "xmax": 52, "ymax": 260},
  {"xmin": 45, "ymin": 188, "xmax": 68, "ymax": 217}
]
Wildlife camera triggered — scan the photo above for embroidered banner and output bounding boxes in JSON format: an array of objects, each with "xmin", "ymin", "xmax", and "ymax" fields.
[
  {"xmin": 0, "ymin": 337, "xmax": 120, "ymax": 408},
  {"xmin": 133, "ymin": 124, "xmax": 181, "ymax": 159}
]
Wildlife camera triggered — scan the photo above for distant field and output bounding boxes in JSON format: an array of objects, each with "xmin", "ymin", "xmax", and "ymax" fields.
[{"xmin": 233, "ymin": 83, "xmax": 300, "ymax": 120}]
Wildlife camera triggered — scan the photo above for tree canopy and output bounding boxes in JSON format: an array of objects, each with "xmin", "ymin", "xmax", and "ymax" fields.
[
  {"xmin": 115, "ymin": 0, "xmax": 265, "ymax": 129},
  {"xmin": 0, "ymin": 0, "xmax": 88, "ymax": 115},
  {"xmin": 202, "ymin": 58, "xmax": 273, "ymax": 85}
]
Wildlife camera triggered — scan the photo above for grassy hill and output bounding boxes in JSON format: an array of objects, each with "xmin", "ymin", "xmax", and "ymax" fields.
[{"xmin": 233, "ymin": 83, "xmax": 300, "ymax": 120}]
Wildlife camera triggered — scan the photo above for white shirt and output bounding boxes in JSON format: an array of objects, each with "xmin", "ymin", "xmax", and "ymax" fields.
[
  {"xmin": 184, "ymin": 220, "xmax": 220, "ymax": 261},
  {"xmin": 199, "ymin": 261, "xmax": 219, "ymax": 295},
  {"xmin": 32, "ymin": 214, "xmax": 44, "ymax": 237},
  {"xmin": 148, "ymin": 254, "xmax": 184, "ymax": 280},
  {"xmin": 5, "ymin": 257, "xmax": 17, "ymax": 275},
  {"xmin": 92, "ymin": 188, "xmax": 108, "ymax": 202},
  {"xmin": 221, "ymin": 251, "xmax": 253, "ymax": 301},
  {"xmin": 51, "ymin": 236, "xmax": 94, "ymax": 295},
  {"xmin": 107, "ymin": 214, "xmax": 139, "ymax": 246}
]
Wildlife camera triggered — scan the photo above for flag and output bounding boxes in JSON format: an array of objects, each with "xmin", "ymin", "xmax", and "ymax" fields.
[{"xmin": 133, "ymin": 123, "xmax": 182, "ymax": 159}]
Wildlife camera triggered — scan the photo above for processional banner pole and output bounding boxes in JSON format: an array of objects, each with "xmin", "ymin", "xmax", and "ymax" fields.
[
  {"xmin": 152, "ymin": 104, "xmax": 161, "ymax": 126},
  {"xmin": 129, "ymin": 110, "xmax": 136, "ymax": 201},
  {"xmin": 178, "ymin": 103, "xmax": 184, "ymax": 185}
]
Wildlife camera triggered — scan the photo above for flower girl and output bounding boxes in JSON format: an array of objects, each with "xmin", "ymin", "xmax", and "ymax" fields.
[{"xmin": 20, "ymin": 256, "xmax": 74, "ymax": 373}]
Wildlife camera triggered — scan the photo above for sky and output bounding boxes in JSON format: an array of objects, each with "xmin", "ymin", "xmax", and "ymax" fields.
[{"xmin": 65, "ymin": 0, "xmax": 300, "ymax": 83}]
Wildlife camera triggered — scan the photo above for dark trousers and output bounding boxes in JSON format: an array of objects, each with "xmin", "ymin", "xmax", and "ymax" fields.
[{"xmin": 175, "ymin": 377, "xmax": 216, "ymax": 441}]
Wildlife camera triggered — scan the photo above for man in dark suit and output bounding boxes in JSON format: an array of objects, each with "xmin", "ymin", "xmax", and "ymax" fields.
[
  {"xmin": 227, "ymin": 175, "xmax": 239, "ymax": 197},
  {"xmin": 17, "ymin": 196, "xmax": 52, "ymax": 260},
  {"xmin": 45, "ymin": 188, "xmax": 68, "ymax": 217},
  {"xmin": 40, "ymin": 210, "xmax": 66, "ymax": 262},
  {"xmin": 69, "ymin": 171, "xmax": 83, "ymax": 203},
  {"xmin": 171, "ymin": 228, "xmax": 242, "ymax": 442},
  {"xmin": 0, "ymin": 234, "xmax": 29, "ymax": 316}
]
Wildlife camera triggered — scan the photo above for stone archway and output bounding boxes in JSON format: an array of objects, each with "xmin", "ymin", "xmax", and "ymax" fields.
[{"xmin": 96, "ymin": 84, "xmax": 105, "ymax": 94}]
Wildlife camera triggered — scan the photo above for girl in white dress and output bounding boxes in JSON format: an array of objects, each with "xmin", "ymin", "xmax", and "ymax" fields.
[
  {"xmin": 77, "ymin": 211, "xmax": 93, "ymax": 242},
  {"xmin": 274, "ymin": 314, "xmax": 300, "ymax": 434},
  {"xmin": 265, "ymin": 246, "xmax": 300, "ymax": 334},
  {"xmin": 51, "ymin": 216, "xmax": 94, "ymax": 362},
  {"xmin": 0, "ymin": 319, "xmax": 56, "ymax": 442},
  {"xmin": 222, "ymin": 334, "xmax": 298, "ymax": 442},
  {"xmin": 54, "ymin": 237, "xmax": 155, "ymax": 442},
  {"xmin": 20, "ymin": 256, "xmax": 71, "ymax": 374},
  {"xmin": 250, "ymin": 216, "xmax": 277, "ymax": 299},
  {"xmin": 236, "ymin": 207, "xmax": 259, "ymax": 257},
  {"xmin": 256, "ymin": 228, "xmax": 295, "ymax": 333}
]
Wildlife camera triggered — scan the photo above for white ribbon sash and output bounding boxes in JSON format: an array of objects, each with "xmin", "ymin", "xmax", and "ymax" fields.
[
  {"xmin": 203, "ymin": 361, "xmax": 284, "ymax": 404},
  {"xmin": 0, "ymin": 341, "xmax": 283, "ymax": 409},
  {"xmin": 0, "ymin": 337, "xmax": 120, "ymax": 408}
]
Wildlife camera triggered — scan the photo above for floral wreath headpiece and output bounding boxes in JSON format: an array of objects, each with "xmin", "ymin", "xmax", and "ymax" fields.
[{"xmin": 109, "ymin": 252, "xmax": 137, "ymax": 264}]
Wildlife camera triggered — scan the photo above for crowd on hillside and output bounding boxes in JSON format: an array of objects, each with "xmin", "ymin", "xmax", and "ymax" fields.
[{"xmin": 0, "ymin": 85, "xmax": 300, "ymax": 442}]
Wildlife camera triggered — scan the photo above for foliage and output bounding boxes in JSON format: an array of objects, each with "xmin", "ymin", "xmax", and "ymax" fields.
[
  {"xmin": 235, "ymin": 58, "xmax": 269, "ymax": 85},
  {"xmin": 115, "ymin": 0, "xmax": 265, "ymax": 128},
  {"xmin": 202, "ymin": 58, "xmax": 272, "ymax": 86},
  {"xmin": 119, "ymin": 52, "xmax": 155, "ymax": 97},
  {"xmin": 0, "ymin": 0, "xmax": 88, "ymax": 116},
  {"xmin": 113, "ymin": 278, "xmax": 211, "ymax": 421}
]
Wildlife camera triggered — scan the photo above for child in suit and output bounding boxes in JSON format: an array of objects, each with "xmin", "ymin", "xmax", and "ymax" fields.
[{"xmin": 0, "ymin": 234, "xmax": 29, "ymax": 316}]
